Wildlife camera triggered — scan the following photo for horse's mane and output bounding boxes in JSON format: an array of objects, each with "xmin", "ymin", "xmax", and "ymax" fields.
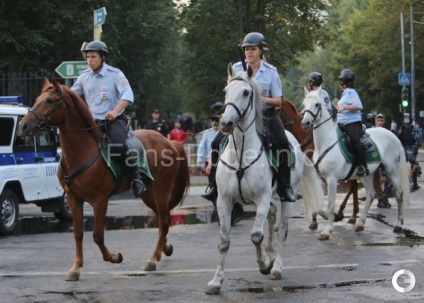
[
  {"xmin": 239, "ymin": 72, "xmax": 264, "ymax": 136},
  {"xmin": 282, "ymin": 98, "xmax": 301, "ymax": 119}
]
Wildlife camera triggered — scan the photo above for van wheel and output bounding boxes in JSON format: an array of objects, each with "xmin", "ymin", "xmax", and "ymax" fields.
[
  {"xmin": 54, "ymin": 194, "xmax": 72, "ymax": 221},
  {"xmin": 0, "ymin": 189, "xmax": 19, "ymax": 236}
]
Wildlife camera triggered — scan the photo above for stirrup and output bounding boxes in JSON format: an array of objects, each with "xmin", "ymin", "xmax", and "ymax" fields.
[{"xmin": 131, "ymin": 179, "xmax": 146, "ymax": 197}]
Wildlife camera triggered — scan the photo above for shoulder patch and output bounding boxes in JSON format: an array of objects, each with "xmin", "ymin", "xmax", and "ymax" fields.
[
  {"xmin": 324, "ymin": 97, "xmax": 330, "ymax": 103},
  {"xmin": 263, "ymin": 62, "xmax": 276, "ymax": 70}
]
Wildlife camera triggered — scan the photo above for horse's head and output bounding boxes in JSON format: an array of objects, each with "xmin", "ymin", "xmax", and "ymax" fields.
[
  {"xmin": 221, "ymin": 63, "xmax": 263, "ymax": 135},
  {"xmin": 20, "ymin": 78, "xmax": 66, "ymax": 137},
  {"xmin": 301, "ymin": 86, "xmax": 326, "ymax": 130}
]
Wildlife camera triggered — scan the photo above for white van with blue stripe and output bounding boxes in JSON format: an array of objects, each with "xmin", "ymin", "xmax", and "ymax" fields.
[{"xmin": 0, "ymin": 96, "xmax": 71, "ymax": 236}]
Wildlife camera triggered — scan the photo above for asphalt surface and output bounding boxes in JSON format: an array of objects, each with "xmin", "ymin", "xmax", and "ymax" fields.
[{"xmin": 1, "ymin": 154, "xmax": 424, "ymax": 303}]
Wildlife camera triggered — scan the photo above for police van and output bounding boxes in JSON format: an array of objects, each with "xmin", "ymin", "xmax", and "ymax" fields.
[{"xmin": 0, "ymin": 96, "xmax": 71, "ymax": 236}]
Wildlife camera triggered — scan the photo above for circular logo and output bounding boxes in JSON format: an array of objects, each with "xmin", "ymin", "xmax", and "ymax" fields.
[{"xmin": 392, "ymin": 269, "xmax": 415, "ymax": 293}]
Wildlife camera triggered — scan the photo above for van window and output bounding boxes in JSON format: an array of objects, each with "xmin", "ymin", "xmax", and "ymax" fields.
[{"xmin": 0, "ymin": 117, "xmax": 14, "ymax": 146}]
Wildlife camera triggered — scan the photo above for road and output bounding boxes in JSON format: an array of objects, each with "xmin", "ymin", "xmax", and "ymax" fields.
[{"xmin": 1, "ymin": 155, "xmax": 423, "ymax": 303}]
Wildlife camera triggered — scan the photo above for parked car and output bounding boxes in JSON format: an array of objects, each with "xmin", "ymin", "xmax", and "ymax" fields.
[{"xmin": 0, "ymin": 96, "xmax": 71, "ymax": 236}]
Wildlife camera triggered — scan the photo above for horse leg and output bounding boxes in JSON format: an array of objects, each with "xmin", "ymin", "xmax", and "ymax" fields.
[
  {"xmin": 355, "ymin": 177, "xmax": 376, "ymax": 232},
  {"xmin": 144, "ymin": 194, "xmax": 171, "ymax": 271},
  {"xmin": 319, "ymin": 178, "xmax": 337, "ymax": 240},
  {"xmin": 387, "ymin": 172, "xmax": 405, "ymax": 233},
  {"xmin": 251, "ymin": 199, "xmax": 274, "ymax": 275},
  {"xmin": 270, "ymin": 201, "xmax": 293, "ymax": 280},
  {"xmin": 206, "ymin": 198, "xmax": 233, "ymax": 295},
  {"xmin": 335, "ymin": 184, "xmax": 351, "ymax": 222},
  {"xmin": 309, "ymin": 212, "xmax": 318, "ymax": 230},
  {"xmin": 266, "ymin": 202, "xmax": 277, "ymax": 257},
  {"xmin": 92, "ymin": 200, "xmax": 123, "ymax": 264},
  {"xmin": 66, "ymin": 195, "xmax": 84, "ymax": 281}
]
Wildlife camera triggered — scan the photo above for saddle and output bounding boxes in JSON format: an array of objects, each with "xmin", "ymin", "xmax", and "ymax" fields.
[
  {"xmin": 99, "ymin": 131, "xmax": 154, "ymax": 181},
  {"xmin": 337, "ymin": 124, "xmax": 381, "ymax": 164}
]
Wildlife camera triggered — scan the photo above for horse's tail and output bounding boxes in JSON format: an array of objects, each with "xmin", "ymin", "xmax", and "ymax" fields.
[
  {"xmin": 168, "ymin": 141, "xmax": 190, "ymax": 210},
  {"xmin": 398, "ymin": 147, "xmax": 410, "ymax": 208},
  {"xmin": 298, "ymin": 154, "xmax": 325, "ymax": 216}
]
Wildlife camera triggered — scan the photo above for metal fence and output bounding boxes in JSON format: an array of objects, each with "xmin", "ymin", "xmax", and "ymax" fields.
[{"xmin": 0, "ymin": 73, "xmax": 65, "ymax": 106}]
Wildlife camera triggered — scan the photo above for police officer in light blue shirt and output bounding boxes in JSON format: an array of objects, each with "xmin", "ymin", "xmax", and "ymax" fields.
[
  {"xmin": 234, "ymin": 32, "xmax": 294, "ymax": 202},
  {"xmin": 71, "ymin": 41, "xmax": 145, "ymax": 197},
  {"xmin": 337, "ymin": 69, "xmax": 368, "ymax": 176}
]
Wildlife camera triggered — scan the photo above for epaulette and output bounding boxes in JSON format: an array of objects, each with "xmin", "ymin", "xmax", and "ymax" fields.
[
  {"xmin": 263, "ymin": 62, "xmax": 276, "ymax": 70},
  {"xmin": 107, "ymin": 66, "xmax": 121, "ymax": 73}
]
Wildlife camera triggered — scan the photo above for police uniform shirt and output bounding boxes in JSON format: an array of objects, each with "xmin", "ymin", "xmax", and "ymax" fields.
[
  {"xmin": 146, "ymin": 120, "xmax": 169, "ymax": 137},
  {"xmin": 321, "ymin": 89, "xmax": 332, "ymax": 111},
  {"xmin": 71, "ymin": 63, "xmax": 134, "ymax": 120},
  {"xmin": 233, "ymin": 60, "xmax": 283, "ymax": 110},
  {"xmin": 336, "ymin": 88, "xmax": 363, "ymax": 125},
  {"xmin": 197, "ymin": 128, "xmax": 219, "ymax": 163}
]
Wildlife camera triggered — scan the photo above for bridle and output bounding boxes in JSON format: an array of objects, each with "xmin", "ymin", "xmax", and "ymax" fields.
[
  {"xmin": 219, "ymin": 76, "xmax": 264, "ymax": 204},
  {"xmin": 28, "ymin": 87, "xmax": 66, "ymax": 131},
  {"xmin": 303, "ymin": 101, "xmax": 333, "ymax": 130}
]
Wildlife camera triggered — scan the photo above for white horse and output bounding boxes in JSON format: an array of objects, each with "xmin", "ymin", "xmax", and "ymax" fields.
[
  {"xmin": 301, "ymin": 87, "xmax": 410, "ymax": 240},
  {"xmin": 205, "ymin": 64, "xmax": 324, "ymax": 295}
]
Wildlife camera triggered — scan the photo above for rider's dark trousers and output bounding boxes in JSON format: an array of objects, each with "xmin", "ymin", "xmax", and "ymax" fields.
[{"xmin": 342, "ymin": 121, "xmax": 366, "ymax": 167}]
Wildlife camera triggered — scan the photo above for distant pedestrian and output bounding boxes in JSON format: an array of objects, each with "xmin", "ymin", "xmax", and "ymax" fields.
[
  {"xmin": 168, "ymin": 120, "xmax": 187, "ymax": 143},
  {"xmin": 145, "ymin": 109, "xmax": 169, "ymax": 137}
]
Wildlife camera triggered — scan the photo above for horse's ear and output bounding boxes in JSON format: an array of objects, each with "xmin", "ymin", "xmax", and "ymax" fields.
[
  {"xmin": 247, "ymin": 65, "xmax": 253, "ymax": 79},
  {"xmin": 227, "ymin": 63, "xmax": 234, "ymax": 84},
  {"xmin": 304, "ymin": 87, "xmax": 309, "ymax": 97},
  {"xmin": 51, "ymin": 77, "xmax": 61, "ymax": 91},
  {"xmin": 44, "ymin": 77, "xmax": 51, "ymax": 86}
]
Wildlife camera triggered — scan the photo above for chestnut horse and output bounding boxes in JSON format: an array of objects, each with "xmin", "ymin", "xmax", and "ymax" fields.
[
  {"xmin": 19, "ymin": 78, "xmax": 190, "ymax": 281},
  {"xmin": 279, "ymin": 97, "xmax": 383, "ymax": 228}
]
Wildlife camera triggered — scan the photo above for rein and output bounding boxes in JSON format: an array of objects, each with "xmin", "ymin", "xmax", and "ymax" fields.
[
  {"xmin": 219, "ymin": 77, "xmax": 263, "ymax": 204},
  {"xmin": 31, "ymin": 85, "xmax": 103, "ymax": 191}
]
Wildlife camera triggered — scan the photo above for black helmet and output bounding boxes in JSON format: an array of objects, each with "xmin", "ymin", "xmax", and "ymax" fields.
[
  {"xmin": 366, "ymin": 113, "xmax": 375, "ymax": 123},
  {"xmin": 338, "ymin": 69, "xmax": 354, "ymax": 84},
  {"xmin": 83, "ymin": 40, "xmax": 108, "ymax": 55},
  {"xmin": 308, "ymin": 72, "xmax": 323, "ymax": 86},
  {"xmin": 242, "ymin": 32, "xmax": 267, "ymax": 48}
]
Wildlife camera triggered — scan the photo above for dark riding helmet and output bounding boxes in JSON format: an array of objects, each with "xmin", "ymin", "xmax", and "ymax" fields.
[
  {"xmin": 338, "ymin": 69, "xmax": 355, "ymax": 84},
  {"xmin": 366, "ymin": 113, "xmax": 375, "ymax": 123},
  {"xmin": 308, "ymin": 72, "xmax": 323, "ymax": 86},
  {"xmin": 242, "ymin": 32, "xmax": 267, "ymax": 48},
  {"xmin": 83, "ymin": 40, "xmax": 108, "ymax": 56}
]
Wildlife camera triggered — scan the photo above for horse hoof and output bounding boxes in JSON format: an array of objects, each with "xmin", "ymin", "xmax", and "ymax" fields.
[
  {"xmin": 347, "ymin": 218, "xmax": 356, "ymax": 224},
  {"xmin": 393, "ymin": 226, "xmax": 403, "ymax": 233},
  {"xmin": 318, "ymin": 234, "xmax": 330, "ymax": 241},
  {"xmin": 144, "ymin": 260, "xmax": 157, "ymax": 271},
  {"xmin": 309, "ymin": 223, "xmax": 318, "ymax": 230},
  {"xmin": 116, "ymin": 252, "xmax": 123, "ymax": 263},
  {"xmin": 164, "ymin": 244, "xmax": 173, "ymax": 257},
  {"xmin": 355, "ymin": 225, "xmax": 364, "ymax": 232},
  {"xmin": 65, "ymin": 271, "xmax": 80, "ymax": 281},
  {"xmin": 334, "ymin": 213, "xmax": 344, "ymax": 222},
  {"xmin": 205, "ymin": 285, "xmax": 221, "ymax": 295},
  {"xmin": 270, "ymin": 271, "xmax": 282, "ymax": 280},
  {"xmin": 260, "ymin": 258, "xmax": 275, "ymax": 275}
]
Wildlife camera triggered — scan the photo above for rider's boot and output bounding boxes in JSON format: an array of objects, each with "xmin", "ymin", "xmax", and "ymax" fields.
[
  {"xmin": 201, "ymin": 164, "xmax": 218, "ymax": 202},
  {"xmin": 276, "ymin": 151, "xmax": 295, "ymax": 202},
  {"xmin": 355, "ymin": 143, "xmax": 369, "ymax": 176},
  {"xmin": 125, "ymin": 151, "xmax": 146, "ymax": 197}
]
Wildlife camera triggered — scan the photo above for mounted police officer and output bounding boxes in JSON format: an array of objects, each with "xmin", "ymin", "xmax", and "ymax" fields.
[
  {"xmin": 337, "ymin": 69, "xmax": 369, "ymax": 176},
  {"xmin": 71, "ymin": 40, "xmax": 146, "ymax": 197},
  {"xmin": 203, "ymin": 32, "xmax": 295, "ymax": 203},
  {"xmin": 398, "ymin": 113, "xmax": 422, "ymax": 190}
]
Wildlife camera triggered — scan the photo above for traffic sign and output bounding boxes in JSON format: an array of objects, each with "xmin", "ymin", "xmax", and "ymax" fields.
[
  {"xmin": 398, "ymin": 72, "xmax": 411, "ymax": 85},
  {"xmin": 55, "ymin": 61, "xmax": 88, "ymax": 79},
  {"xmin": 94, "ymin": 7, "xmax": 107, "ymax": 27}
]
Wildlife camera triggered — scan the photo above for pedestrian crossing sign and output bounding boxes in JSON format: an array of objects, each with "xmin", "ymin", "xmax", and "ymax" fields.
[{"xmin": 398, "ymin": 73, "xmax": 411, "ymax": 86}]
